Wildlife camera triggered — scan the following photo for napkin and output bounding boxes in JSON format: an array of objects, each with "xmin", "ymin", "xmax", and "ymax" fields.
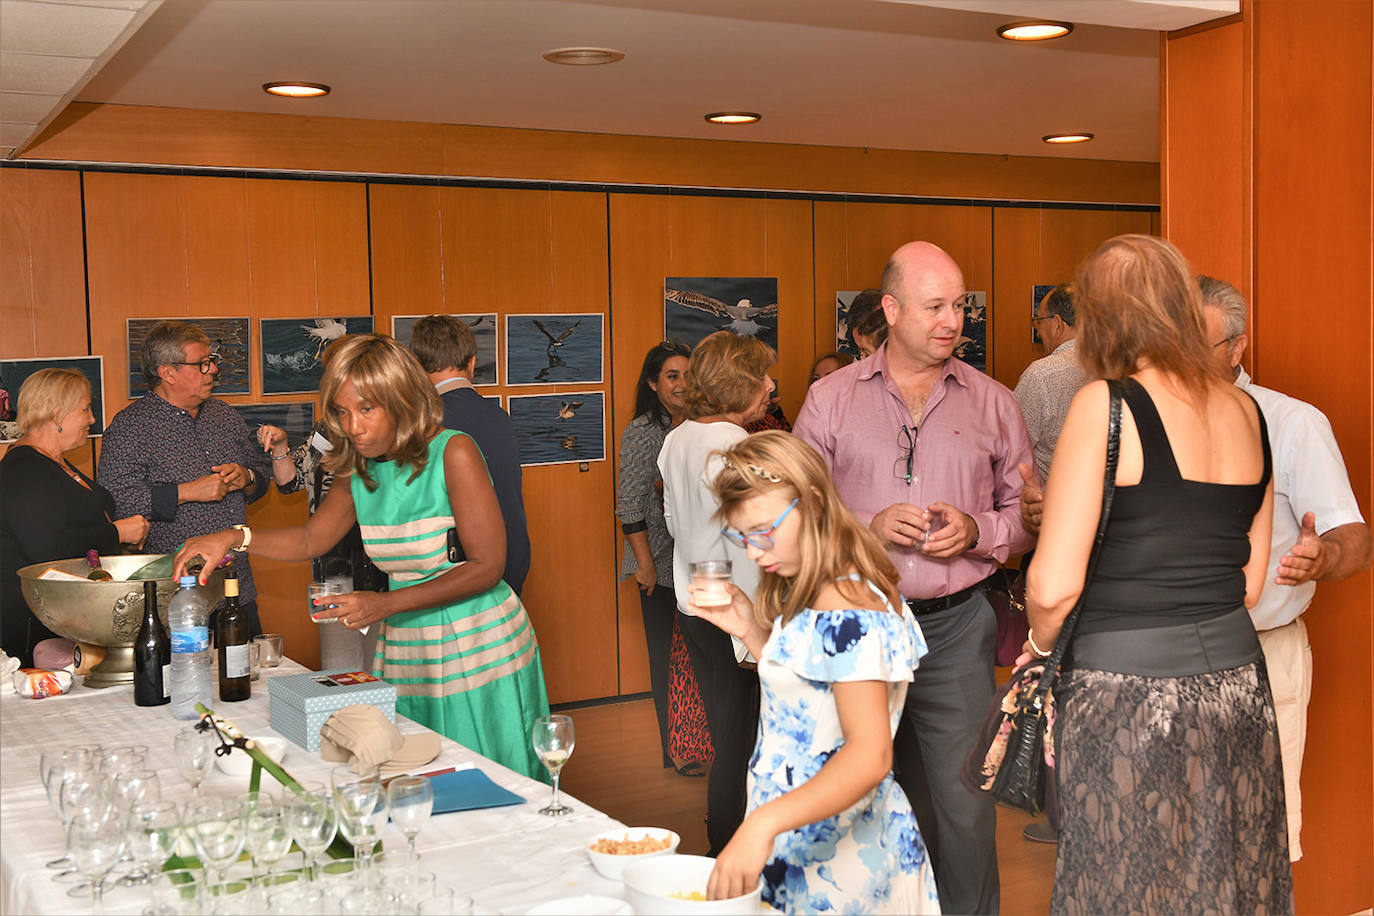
[{"xmin": 430, "ymin": 767, "xmax": 526, "ymax": 813}]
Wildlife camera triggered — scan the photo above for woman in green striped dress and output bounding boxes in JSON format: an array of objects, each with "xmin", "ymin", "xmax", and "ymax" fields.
[{"xmin": 174, "ymin": 334, "xmax": 550, "ymax": 781}]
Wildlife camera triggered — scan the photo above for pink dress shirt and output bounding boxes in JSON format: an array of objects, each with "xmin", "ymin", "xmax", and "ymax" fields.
[{"xmin": 794, "ymin": 345, "xmax": 1035, "ymax": 601}]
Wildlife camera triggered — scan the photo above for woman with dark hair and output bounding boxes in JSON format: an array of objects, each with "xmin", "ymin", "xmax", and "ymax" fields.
[
  {"xmin": 844, "ymin": 289, "xmax": 888, "ymax": 359},
  {"xmin": 1025, "ymin": 235, "xmax": 1288, "ymax": 912},
  {"xmin": 616, "ymin": 342, "xmax": 711, "ymax": 776},
  {"xmin": 175, "ymin": 335, "xmax": 550, "ymax": 780}
]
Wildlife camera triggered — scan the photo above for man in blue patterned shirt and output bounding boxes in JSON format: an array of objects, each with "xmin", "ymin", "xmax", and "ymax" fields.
[{"xmin": 99, "ymin": 321, "xmax": 272, "ymax": 635}]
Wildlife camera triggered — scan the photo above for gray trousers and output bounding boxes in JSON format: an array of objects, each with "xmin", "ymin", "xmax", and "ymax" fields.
[{"xmin": 894, "ymin": 591, "xmax": 999, "ymax": 915}]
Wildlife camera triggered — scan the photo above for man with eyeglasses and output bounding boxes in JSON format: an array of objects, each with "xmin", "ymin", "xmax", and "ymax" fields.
[
  {"xmin": 1199, "ymin": 275, "xmax": 1371, "ymax": 863},
  {"xmin": 100, "ymin": 320, "xmax": 271, "ymax": 635},
  {"xmin": 794, "ymin": 241, "xmax": 1033, "ymax": 915}
]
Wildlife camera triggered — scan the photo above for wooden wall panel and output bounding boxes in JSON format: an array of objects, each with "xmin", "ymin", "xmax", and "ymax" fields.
[
  {"xmin": 245, "ymin": 180, "xmax": 318, "ymax": 319},
  {"xmin": 368, "ymin": 184, "xmax": 444, "ymax": 329},
  {"xmin": 313, "ymin": 183, "xmax": 371, "ymax": 318},
  {"xmin": 182, "ymin": 176, "xmax": 252, "ymax": 320}
]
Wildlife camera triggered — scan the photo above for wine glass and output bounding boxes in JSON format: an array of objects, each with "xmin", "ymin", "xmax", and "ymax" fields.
[
  {"xmin": 386, "ymin": 776, "xmax": 434, "ymax": 857},
  {"xmin": 532, "ymin": 714, "xmax": 575, "ymax": 816},
  {"xmin": 67, "ymin": 807, "xmax": 124, "ymax": 908},
  {"xmin": 186, "ymin": 797, "xmax": 246, "ymax": 912},
  {"xmin": 174, "ymin": 727, "xmax": 217, "ymax": 799},
  {"xmin": 121, "ymin": 799, "xmax": 180, "ymax": 887},
  {"xmin": 42, "ymin": 749, "xmax": 93, "ymax": 872},
  {"xmin": 331, "ymin": 767, "xmax": 384, "ymax": 875},
  {"xmin": 285, "ymin": 783, "xmax": 337, "ymax": 882},
  {"xmin": 57, "ymin": 766, "xmax": 112, "ymax": 884},
  {"xmin": 242, "ymin": 792, "xmax": 293, "ymax": 883},
  {"xmin": 112, "ymin": 767, "xmax": 161, "ymax": 813}
]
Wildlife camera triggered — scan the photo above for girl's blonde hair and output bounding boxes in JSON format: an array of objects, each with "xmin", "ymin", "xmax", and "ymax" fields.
[
  {"xmin": 710, "ymin": 431, "xmax": 901, "ymax": 629},
  {"xmin": 318, "ymin": 334, "xmax": 443, "ymax": 490}
]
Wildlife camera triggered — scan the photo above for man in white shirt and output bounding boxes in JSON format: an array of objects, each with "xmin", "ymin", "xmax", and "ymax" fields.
[
  {"xmin": 1200, "ymin": 275, "xmax": 1372, "ymax": 861},
  {"xmin": 1015, "ymin": 284, "xmax": 1086, "ymax": 486}
]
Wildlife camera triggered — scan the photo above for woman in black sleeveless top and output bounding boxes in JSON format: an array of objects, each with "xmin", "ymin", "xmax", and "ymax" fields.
[{"xmin": 1025, "ymin": 235, "xmax": 1292, "ymax": 914}]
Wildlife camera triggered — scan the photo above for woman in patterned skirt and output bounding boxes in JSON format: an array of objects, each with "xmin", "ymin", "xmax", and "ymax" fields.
[
  {"xmin": 1024, "ymin": 235, "xmax": 1290, "ymax": 913},
  {"xmin": 175, "ymin": 334, "xmax": 550, "ymax": 781}
]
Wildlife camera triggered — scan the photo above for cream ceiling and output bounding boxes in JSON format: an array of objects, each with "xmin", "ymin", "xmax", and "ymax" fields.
[{"xmin": 3, "ymin": 0, "xmax": 1238, "ymax": 163}]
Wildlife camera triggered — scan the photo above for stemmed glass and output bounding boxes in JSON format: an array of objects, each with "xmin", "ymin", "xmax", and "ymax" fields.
[
  {"xmin": 67, "ymin": 807, "xmax": 124, "ymax": 909},
  {"xmin": 386, "ymin": 776, "xmax": 434, "ymax": 856},
  {"xmin": 532, "ymin": 715, "xmax": 575, "ymax": 816},
  {"xmin": 242, "ymin": 792, "xmax": 293, "ymax": 885},
  {"xmin": 174, "ymin": 727, "xmax": 217, "ymax": 799},
  {"xmin": 112, "ymin": 767, "xmax": 161, "ymax": 813},
  {"xmin": 57, "ymin": 766, "xmax": 112, "ymax": 884},
  {"xmin": 331, "ymin": 767, "xmax": 384, "ymax": 875},
  {"xmin": 41, "ymin": 749, "xmax": 93, "ymax": 872},
  {"xmin": 186, "ymin": 797, "xmax": 246, "ymax": 912},
  {"xmin": 121, "ymin": 800, "xmax": 180, "ymax": 887},
  {"xmin": 285, "ymin": 783, "xmax": 337, "ymax": 882}
]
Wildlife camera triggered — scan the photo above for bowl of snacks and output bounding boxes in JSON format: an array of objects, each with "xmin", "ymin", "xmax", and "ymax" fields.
[
  {"xmin": 621, "ymin": 854, "xmax": 762, "ymax": 915},
  {"xmin": 587, "ymin": 827, "xmax": 680, "ymax": 881}
]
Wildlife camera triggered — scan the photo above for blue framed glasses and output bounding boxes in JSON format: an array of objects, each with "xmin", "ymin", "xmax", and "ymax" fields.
[{"xmin": 721, "ymin": 498, "xmax": 799, "ymax": 550}]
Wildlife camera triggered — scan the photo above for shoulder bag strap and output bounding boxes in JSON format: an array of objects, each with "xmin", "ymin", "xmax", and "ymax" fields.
[{"xmin": 1032, "ymin": 378, "xmax": 1125, "ymax": 687}]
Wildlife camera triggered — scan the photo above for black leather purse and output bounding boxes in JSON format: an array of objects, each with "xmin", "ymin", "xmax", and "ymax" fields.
[{"xmin": 961, "ymin": 379, "xmax": 1124, "ymax": 815}]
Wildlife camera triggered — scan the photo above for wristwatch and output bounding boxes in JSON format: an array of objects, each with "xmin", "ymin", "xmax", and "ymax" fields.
[{"xmin": 231, "ymin": 524, "xmax": 253, "ymax": 551}]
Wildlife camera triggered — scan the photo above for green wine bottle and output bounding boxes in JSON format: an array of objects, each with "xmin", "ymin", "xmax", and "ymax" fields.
[{"xmin": 128, "ymin": 547, "xmax": 205, "ymax": 581}]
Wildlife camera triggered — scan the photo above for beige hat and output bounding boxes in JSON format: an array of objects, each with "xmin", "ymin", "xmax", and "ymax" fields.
[{"xmin": 319, "ymin": 705, "xmax": 441, "ymax": 775}]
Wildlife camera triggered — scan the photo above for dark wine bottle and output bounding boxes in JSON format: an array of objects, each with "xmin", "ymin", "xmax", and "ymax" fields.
[
  {"xmin": 86, "ymin": 549, "xmax": 113, "ymax": 581},
  {"xmin": 133, "ymin": 580, "xmax": 170, "ymax": 706},
  {"xmin": 216, "ymin": 570, "xmax": 250, "ymax": 702}
]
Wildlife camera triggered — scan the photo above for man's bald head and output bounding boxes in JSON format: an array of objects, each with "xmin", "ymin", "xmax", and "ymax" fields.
[{"xmin": 881, "ymin": 241, "xmax": 964, "ymax": 302}]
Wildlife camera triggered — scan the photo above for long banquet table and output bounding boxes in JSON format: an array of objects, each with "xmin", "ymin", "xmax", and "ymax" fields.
[{"xmin": 0, "ymin": 659, "xmax": 630, "ymax": 915}]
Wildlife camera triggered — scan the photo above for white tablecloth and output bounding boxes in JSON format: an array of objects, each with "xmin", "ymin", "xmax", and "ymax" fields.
[{"xmin": 0, "ymin": 660, "xmax": 628, "ymax": 915}]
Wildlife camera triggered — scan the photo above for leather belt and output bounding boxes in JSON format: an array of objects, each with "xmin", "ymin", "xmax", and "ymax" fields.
[{"xmin": 905, "ymin": 573, "xmax": 997, "ymax": 617}]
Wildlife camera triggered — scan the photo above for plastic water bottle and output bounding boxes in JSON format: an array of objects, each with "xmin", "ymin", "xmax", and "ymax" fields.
[{"xmin": 168, "ymin": 575, "xmax": 212, "ymax": 720}]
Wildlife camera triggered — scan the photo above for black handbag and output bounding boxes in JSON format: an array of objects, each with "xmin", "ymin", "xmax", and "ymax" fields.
[{"xmin": 961, "ymin": 379, "xmax": 1124, "ymax": 815}]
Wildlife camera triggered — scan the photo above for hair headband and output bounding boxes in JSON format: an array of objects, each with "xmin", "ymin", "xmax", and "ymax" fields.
[{"xmin": 722, "ymin": 457, "xmax": 783, "ymax": 483}]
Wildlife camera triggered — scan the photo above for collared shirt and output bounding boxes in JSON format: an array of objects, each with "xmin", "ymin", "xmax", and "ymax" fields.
[
  {"xmin": 1013, "ymin": 337, "xmax": 1086, "ymax": 482},
  {"xmin": 98, "ymin": 392, "xmax": 271, "ymax": 602},
  {"xmin": 1235, "ymin": 368, "xmax": 1365, "ymax": 630},
  {"xmin": 794, "ymin": 344, "xmax": 1034, "ymax": 600}
]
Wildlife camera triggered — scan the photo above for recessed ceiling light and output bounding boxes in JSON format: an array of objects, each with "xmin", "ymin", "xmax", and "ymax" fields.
[
  {"xmin": 1042, "ymin": 132, "xmax": 1095, "ymax": 144},
  {"xmin": 998, "ymin": 20, "xmax": 1073, "ymax": 41},
  {"xmin": 705, "ymin": 111, "xmax": 761, "ymax": 125},
  {"xmin": 262, "ymin": 81, "xmax": 330, "ymax": 98},
  {"xmin": 543, "ymin": 47, "xmax": 625, "ymax": 66}
]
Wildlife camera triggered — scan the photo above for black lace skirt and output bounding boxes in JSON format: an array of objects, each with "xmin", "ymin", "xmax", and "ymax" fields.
[{"xmin": 1052, "ymin": 658, "xmax": 1293, "ymax": 915}]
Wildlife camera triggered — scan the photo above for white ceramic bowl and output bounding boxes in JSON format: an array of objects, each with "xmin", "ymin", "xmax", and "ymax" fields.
[
  {"xmin": 527, "ymin": 896, "xmax": 633, "ymax": 915},
  {"xmin": 621, "ymin": 854, "xmax": 762, "ymax": 915},
  {"xmin": 214, "ymin": 735, "xmax": 289, "ymax": 777},
  {"xmin": 587, "ymin": 827, "xmax": 681, "ymax": 881}
]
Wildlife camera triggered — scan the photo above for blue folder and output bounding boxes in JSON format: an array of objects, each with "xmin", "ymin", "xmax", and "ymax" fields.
[{"xmin": 430, "ymin": 768, "xmax": 526, "ymax": 813}]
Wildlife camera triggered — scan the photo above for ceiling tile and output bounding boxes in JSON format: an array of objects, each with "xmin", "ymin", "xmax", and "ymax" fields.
[
  {"xmin": 25, "ymin": 0, "xmax": 149, "ymax": 8},
  {"xmin": 0, "ymin": 0, "xmax": 138, "ymax": 57},
  {"xmin": 0, "ymin": 52, "xmax": 94, "ymax": 94},
  {"xmin": 0, "ymin": 89, "xmax": 61, "ymax": 120},
  {"xmin": 0, "ymin": 120, "xmax": 38, "ymax": 145}
]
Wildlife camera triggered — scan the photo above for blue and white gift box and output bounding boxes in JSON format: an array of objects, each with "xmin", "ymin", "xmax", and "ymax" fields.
[{"xmin": 268, "ymin": 670, "xmax": 398, "ymax": 751}]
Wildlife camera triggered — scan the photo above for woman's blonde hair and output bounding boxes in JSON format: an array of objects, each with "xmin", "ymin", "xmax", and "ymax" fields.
[
  {"xmin": 16, "ymin": 368, "xmax": 90, "ymax": 434},
  {"xmin": 684, "ymin": 332, "xmax": 775, "ymax": 420},
  {"xmin": 1075, "ymin": 234, "xmax": 1218, "ymax": 397},
  {"xmin": 318, "ymin": 334, "xmax": 443, "ymax": 490},
  {"xmin": 710, "ymin": 431, "xmax": 901, "ymax": 629}
]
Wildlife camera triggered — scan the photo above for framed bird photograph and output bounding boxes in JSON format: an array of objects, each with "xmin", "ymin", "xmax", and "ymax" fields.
[
  {"xmin": 127, "ymin": 317, "xmax": 251, "ymax": 397},
  {"xmin": 507, "ymin": 391, "xmax": 606, "ymax": 467},
  {"xmin": 664, "ymin": 277, "xmax": 779, "ymax": 351},
  {"xmin": 0, "ymin": 356, "xmax": 105, "ymax": 441},
  {"xmin": 504, "ymin": 314, "xmax": 604, "ymax": 386},
  {"xmin": 957, "ymin": 291, "xmax": 989, "ymax": 373},
  {"xmin": 391, "ymin": 313, "xmax": 499, "ymax": 386},
  {"xmin": 835, "ymin": 290, "xmax": 864, "ymax": 356},
  {"xmin": 259, "ymin": 317, "xmax": 374, "ymax": 395},
  {"xmin": 230, "ymin": 402, "xmax": 316, "ymax": 451}
]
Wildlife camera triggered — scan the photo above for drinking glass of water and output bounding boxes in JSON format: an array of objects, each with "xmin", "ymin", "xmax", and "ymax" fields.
[
  {"xmin": 386, "ymin": 776, "xmax": 434, "ymax": 856},
  {"xmin": 532, "ymin": 715, "xmax": 575, "ymax": 816}
]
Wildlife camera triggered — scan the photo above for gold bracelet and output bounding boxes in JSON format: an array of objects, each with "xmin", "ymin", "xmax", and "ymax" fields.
[{"xmin": 1027, "ymin": 629, "xmax": 1053, "ymax": 658}]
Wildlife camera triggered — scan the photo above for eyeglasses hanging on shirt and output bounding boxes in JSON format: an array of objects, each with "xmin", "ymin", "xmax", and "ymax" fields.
[{"xmin": 895, "ymin": 424, "xmax": 917, "ymax": 484}]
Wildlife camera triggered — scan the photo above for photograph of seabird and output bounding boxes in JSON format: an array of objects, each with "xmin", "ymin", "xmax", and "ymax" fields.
[
  {"xmin": 835, "ymin": 290, "xmax": 863, "ymax": 357},
  {"xmin": 231, "ymin": 402, "xmax": 316, "ymax": 451},
  {"xmin": 505, "ymin": 314, "xmax": 604, "ymax": 386},
  {"xmin": 126, "ymin": 317, "xmax": 251, "ymax": 397},
  {"xmin": 508, "ymin": 391, "xmax": 606, "ymax": 466},
  {"xmin": 259, "ymin": 316, "xmax": 374, "ymax": 394},
  {"xmin": 392, "ymin": 313, "xmax": 499, "ymax": 386},
  {"xmin": 0, "ymin": 356, "xmax": 105, "ymax": 440},
  {"xmin": 664, "ymin": 277, "xmax": 779, "ymax": 351},
  {"xmin": 958, "ymin": 291, "xmax": 988, "ymax": 373}
]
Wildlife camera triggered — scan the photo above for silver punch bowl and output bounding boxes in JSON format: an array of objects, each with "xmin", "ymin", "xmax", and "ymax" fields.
[{"xmin": 17, "ymin": 555, "xmax": 226, "ymax": 689}]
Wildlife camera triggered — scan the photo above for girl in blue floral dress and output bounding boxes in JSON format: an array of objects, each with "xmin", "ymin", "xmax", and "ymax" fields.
[{"xmin": 686, "ymin": 430, "xmax": 940, "ymax": 914}]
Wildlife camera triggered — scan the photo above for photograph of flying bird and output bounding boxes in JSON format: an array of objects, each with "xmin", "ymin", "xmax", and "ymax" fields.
[
  {"xmin": 664, "ymin": 277, "xmax": 779, "ymax": 350},
  {"xmin": 127, "ymin": 317, "xmax": 251, "ymax": 396},
  {"xmin": 506, "ymin": 314, "xmax": 604, "ymax": 386},
  {"xmin": 558, "ymin": 401, "xmax": 584, "ymax": 420},
  {"xmin": 303, "ymin": 318, "xmax": 348, "ymax": 361},
  {"xmin": 508, "ymin": 392, "xmax": 606, "ymax": 466},
  {"xmin": 260, "ymin": 316, "xmax": 374, "ymax": 394}
]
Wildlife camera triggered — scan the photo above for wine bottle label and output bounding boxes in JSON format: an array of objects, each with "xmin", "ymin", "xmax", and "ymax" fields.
[
  {"xmin": 162, "ymin": 664, "xmax": 172, "ymax": 698},
  {"xmin": 171, "ymin": 626, "xmax": 210, "ymax": 653},
  {"xmin": 224, "ymin": 643, "xmax": 250, "ymax": 679}
]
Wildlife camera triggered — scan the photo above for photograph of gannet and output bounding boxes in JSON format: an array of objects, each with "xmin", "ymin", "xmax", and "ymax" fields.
[
  {"xmin": 834, "ymin": 290, "xmax": 864, "ymax": 357},
  {"xmin": 507, "ymin": 391, "xmax": 606, "ymax": 466},
  {"xmin": 505, "ymin": 314, "xmax": 604, "ymax": 386},
  {"xmin": 958, "ymin": 291, "xmax": 988, "ymax": 373},
  {"xmin": 259, "ymin": 316, "xmax": 374, "ymax": 394},
  {"xmin": 664, "ymin": 277, "xmax": 778, "ymax": 351},
  {"xmin": 127, "ymin": 317, "xmax": 251, "ymax": 397},
  {"xmin": 392, "ymin": 313, "xmax": 499, "ymax": 386}
]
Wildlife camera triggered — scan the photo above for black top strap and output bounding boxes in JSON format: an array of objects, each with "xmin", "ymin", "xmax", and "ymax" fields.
[{"xmin": 1120, "ymin": 377, "xmax": 1180, "ymax": 484}]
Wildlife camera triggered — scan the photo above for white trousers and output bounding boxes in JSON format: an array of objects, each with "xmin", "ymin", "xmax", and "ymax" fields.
[{"xmin": 1257, "ymin": 616, "xmax": 1313, "ymax": 862}]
